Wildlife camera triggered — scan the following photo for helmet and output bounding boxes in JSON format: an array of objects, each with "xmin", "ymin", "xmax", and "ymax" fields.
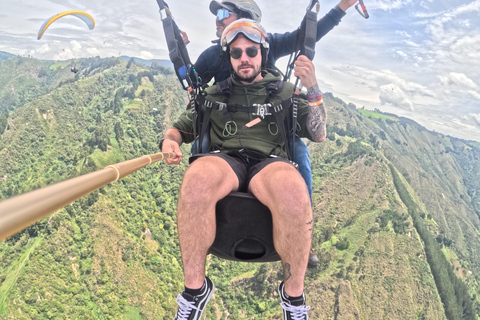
[
  {"xmin": 221, "ymin": 19, "xmax": 269, "ymax": 70},
  {"xmin": 210, "ymin": 0, "xmax": 262, "ymax": 22},
  {"xmin": 221, "ymin": 19, "xmax": 268, "ymax": 51}
]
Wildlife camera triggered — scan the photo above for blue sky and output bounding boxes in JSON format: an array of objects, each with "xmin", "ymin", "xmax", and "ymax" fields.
[{"xmin": 1, "ymin": 0, "xmax": 479, "ymax": 141}]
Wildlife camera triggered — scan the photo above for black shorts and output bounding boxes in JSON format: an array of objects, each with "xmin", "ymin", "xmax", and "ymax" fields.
[{"xmin": 189, "ymin": 151, "xmax": 295, "ymax": 192}]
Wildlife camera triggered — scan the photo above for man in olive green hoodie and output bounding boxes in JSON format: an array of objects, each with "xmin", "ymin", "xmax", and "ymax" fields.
[{"xmin": 161, "ymin": 19, "xmax": 326, "ymax": 320}]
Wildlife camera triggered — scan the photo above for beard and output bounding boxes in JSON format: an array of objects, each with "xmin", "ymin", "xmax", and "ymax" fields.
[
  {"xmin": 235, "ymin": 62, "xmax": 261, "ymax": 83},
  {"xmin": 216, "ymin": 21, "xmax": 226, "ymax": 38}
]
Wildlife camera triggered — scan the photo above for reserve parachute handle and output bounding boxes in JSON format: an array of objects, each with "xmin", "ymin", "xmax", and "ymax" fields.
[{"xmin": 0, "ymin": 152, "xmax": 176, "ymax": 241}]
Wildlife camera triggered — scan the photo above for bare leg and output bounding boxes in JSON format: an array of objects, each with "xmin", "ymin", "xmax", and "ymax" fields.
[
  {"xmin": 249, "ymin": 162, "xmax": 312, "ymax": 297},
  {"xmin": 177, "ymin": 156, "xmax": 239, "ymax": 289}
]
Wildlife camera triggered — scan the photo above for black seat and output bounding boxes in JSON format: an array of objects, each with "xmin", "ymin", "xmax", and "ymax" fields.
[{"xmin": 208, "ymin": 192, "xmax": 281, "ymax": 262}]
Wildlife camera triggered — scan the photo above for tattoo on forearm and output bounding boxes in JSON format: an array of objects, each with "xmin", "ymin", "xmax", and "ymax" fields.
[
  {"xmin": 307, "ymin": 103, "xmax": 327, "ymax": 141},
  {"xmin": 307, "ymin": 84, "xmax": 320, "ymax": 96},
  {"xmin": 284, "ymin": 263, "xmax": 292, "ymax": 281}
]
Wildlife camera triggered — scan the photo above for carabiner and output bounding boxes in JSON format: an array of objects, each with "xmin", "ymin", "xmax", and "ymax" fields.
[{"xmin": 355, "ymin": 0, "xmax": 369, "ymax": 19}]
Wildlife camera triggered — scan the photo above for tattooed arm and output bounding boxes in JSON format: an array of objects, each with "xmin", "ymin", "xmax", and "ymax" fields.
[
  {"xmin": 293, "ymin": 55, "xmax": 327, "ymax": 142},
  {"xmin": 305, "ymin": 83, "xmax": 327, "ymax": 142}
]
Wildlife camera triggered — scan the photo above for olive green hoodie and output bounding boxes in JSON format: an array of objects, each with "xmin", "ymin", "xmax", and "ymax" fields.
[{"xmin": 173, "ymin": 69, "xmax": 313, "ymax": 159}]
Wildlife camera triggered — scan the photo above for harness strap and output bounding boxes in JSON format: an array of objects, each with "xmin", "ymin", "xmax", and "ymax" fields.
[
  {"xmin": 198, "ymin": 99, "xmax": 214, "ymax": 153},
  {"xmin": 157, "ymin": 1, "xmax": 194, "ymax": 90},
  {"xmin": 196, "ymin": 96, "xmax": 292, "ymax": 115},
  {"xmin": 271, "ymin": 104, "xmax": 291, "ymax": 159},
  {"xmin": 216, "ymin": 78, "xmax": 233, "ymax": 95},
  {"xmin": 290, "ymin": 91, "xmax": 300, "ymax": 161},
  {"xmin": 301, "ymin": 11, "xmax": 318, "ymax": 60}
]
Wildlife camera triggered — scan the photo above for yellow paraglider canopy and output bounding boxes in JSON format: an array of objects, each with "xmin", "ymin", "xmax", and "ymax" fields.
[{"xmin": 37, "ymin": 10, "xmax": 95, "ymax": 40}]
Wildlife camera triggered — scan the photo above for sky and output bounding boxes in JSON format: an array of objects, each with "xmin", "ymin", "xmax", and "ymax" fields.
[{"xmin": 1, "ymin": 0, "xmax": 479, "ymax": 142}]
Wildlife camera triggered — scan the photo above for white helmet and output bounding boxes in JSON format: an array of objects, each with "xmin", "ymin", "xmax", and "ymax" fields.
[{"xmin": 210, "ymin": 0, "xmax": 262, "ymax": 23}]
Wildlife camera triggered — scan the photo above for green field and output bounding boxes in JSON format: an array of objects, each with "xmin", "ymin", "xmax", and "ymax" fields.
[{"xmin": 358, "ymin": 108, "xmax": 398, "ymax": 121}]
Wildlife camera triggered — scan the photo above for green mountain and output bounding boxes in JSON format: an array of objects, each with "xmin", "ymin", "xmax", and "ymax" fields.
[
  {"xmin": 0, "ymin": 55, "xmax": 479, "ymax": 319},
  {"xmin": 0, "ymin": 51, "xmax": 15, "ymax": 62}
]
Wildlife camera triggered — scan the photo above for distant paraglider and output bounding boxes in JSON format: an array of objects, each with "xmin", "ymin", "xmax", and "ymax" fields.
[
  {"xmin": 37, "ymin": 10, "xmax": 95, "ymax": 40},
  {"xmin": 70, "ymin": 59, "xmax": 79, "ymax": 73}
]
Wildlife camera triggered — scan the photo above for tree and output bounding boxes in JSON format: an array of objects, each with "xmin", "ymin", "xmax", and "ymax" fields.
[
  {"xmin": 114, "ymin": 122, "xmax": 124, "ymax": 141},
  {"xmin": 126, "ymin": 57, "xmax": 134, "ymax": 69}
]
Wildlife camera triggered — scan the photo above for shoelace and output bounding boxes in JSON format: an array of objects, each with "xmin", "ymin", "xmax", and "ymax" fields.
[
  {"xmin": 280, "ymin": 302, "xmax": 311, "ymax": 320},
  {"xmin": 175, "ymin": 294, "xmax": 201, "ymax": 320}
]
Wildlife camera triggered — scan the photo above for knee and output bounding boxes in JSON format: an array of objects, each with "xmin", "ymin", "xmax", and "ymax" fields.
[
  {"xmin": 180, "ymin": 157, "xmax": 236, "ymax": 202},
  {"xmin": 267, "ymin": 172, "xmax": 311, "ymax": 214},
  {"xmin": 182, "ymin": 162, "xmax": 218, "ymax": 195}
]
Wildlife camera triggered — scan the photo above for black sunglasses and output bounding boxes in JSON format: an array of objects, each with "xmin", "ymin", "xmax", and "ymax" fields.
[{"xmin": 230, "ymin": 46, "xmax": 259, "ymax": 59}]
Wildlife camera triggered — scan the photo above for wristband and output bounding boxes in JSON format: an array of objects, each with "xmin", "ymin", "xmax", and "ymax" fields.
[
  {"xmin": 307, "ymin": 84, "xmax": 323, "ymax": 100},
  {"xmin": 159, "ymin": 138, "xmax": 167, "ymax": 151},
  {"xmin": 307, "ymin": 92, "xmax": 323, "ymax": 100},
  {"xmin": 308, "ymin": 98, "xmax": 323, "ymax": 107}
]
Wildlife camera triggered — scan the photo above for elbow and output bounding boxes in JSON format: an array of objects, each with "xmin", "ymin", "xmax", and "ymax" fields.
[
  {"xmin": 312, "ymin": 123, "xmax": 327, "ymax": 142},
  {"xmin": 313, "ymin": 134, "xmax": 326, "ymax": 143}
]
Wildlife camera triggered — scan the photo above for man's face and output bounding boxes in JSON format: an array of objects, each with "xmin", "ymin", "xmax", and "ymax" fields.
[
  {"xmin": 229, "ymin": 35, "xmax": 262, "ymax": 83},
  {"xmin": 216, "ymin": 12, "xmax": 238, "ymax": 38}
]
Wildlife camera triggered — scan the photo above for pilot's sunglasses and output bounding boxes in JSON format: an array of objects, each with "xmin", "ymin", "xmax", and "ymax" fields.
[
  {"xmin": 230, "ymin": 46, "xmax": 259, "ymax": 59},
  {"xmin": 217, "ymin": 8, "xmax": 235, "ymax": 21}
]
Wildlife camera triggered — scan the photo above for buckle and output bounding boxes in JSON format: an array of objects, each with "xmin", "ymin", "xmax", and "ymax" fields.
[
  {"xmin": 217, "ymin": 102, "xmax": 227, "ymax": 111},
  {"xmin": 253, "ymin": 103, "xmax": 272, "ymax": 119}
]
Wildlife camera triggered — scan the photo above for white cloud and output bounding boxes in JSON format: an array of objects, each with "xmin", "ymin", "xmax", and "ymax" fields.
[
  {"xmin": 368, "ymin": 0, "xmax": 412, "ymax": 11},
  {"xmin": 395, "ymin": 50, "xmax": 408, "ymax": 60},
  {"xmin": 379, "ymin": 84, "xmax": 414, "ymax": 111},
  {"xmin": 470, "ymin": 113, "xmax": 480, "ymax": 125},
  {"xmin": 36, "ymin": 43, "xmax": 51, "ymax": 54},
  {"xmin": 51, "ymin": 40, "xmax": 83, "ymax": 60},
  {"xmin": 468, "ymin": 90, "xmax": 480, "ymax": 100},
  {"xmin": 396, "ymin": 30, "xmax": 411, "ymax": 39},
  {"xmin": 139, "ymin": 51, "xmax": 154, "ymax": 60},
  {"xmin": 380, "ymin": 70, "xmax": 436, "ymax": 97},
  {"xmin": 452, "ymin": 35, "xmax": 480, "ymax": 59},
  {"xmin": 439, "ymin": 72, "xmax": 478, "ymax": 89}
]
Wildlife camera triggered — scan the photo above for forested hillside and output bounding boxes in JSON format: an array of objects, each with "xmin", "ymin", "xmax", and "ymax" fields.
[{"xmin": 0, "ymin": 55, "xmax": 479, "ymax": 319}]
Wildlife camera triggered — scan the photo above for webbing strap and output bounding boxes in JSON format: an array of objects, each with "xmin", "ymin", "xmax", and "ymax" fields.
[
  {"xmin": 302, "ymin": 11, "xmax": 318, "ymax": 60},
  {"xmin": 290, "ymin": 92, "xmax": 299, "ymax": 161},
  {"xmin": 272, "ymin": 106, "xmax": 291, "ymax": 160},
  {"xmin": 198, "ymin": 100, "xmax": 214, "ymax": 154},
  {"xmin": 196, "ymin": 96, "xmax": 292, "ymax": 115},
  {"xmin": 156, "ymin": 0, "xmax": 194, "ymax": 90}
]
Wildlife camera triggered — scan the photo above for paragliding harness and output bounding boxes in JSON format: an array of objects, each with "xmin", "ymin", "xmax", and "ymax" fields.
[
  {"xmin": 156, "ymin": 0, "xmax": 319, "ymax": 262},
  {"xmin": 194, "ymin": 78, "xmax": 294, "ymax": 161}
]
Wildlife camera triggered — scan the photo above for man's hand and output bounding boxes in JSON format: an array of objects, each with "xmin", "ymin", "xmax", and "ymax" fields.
[
  {"xmin": 161, "ymin": 128, "xmax": 184, "ymax": 165},
  {"xmin": 162, "ymin": 139, "xmax": 183, "ymax": 165},
  {"xmin": 293, "ymin": 55, "xmax": 317, "ymax": 89},
  {"xmin": 337, "ymin": 0, "xmax": 358, "ymax": 12}
]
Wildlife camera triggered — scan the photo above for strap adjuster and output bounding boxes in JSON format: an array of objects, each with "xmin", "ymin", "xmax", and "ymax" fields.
[{"xmin": 204, "ymin": 100, "xmax": 214, "ymax": 109}]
